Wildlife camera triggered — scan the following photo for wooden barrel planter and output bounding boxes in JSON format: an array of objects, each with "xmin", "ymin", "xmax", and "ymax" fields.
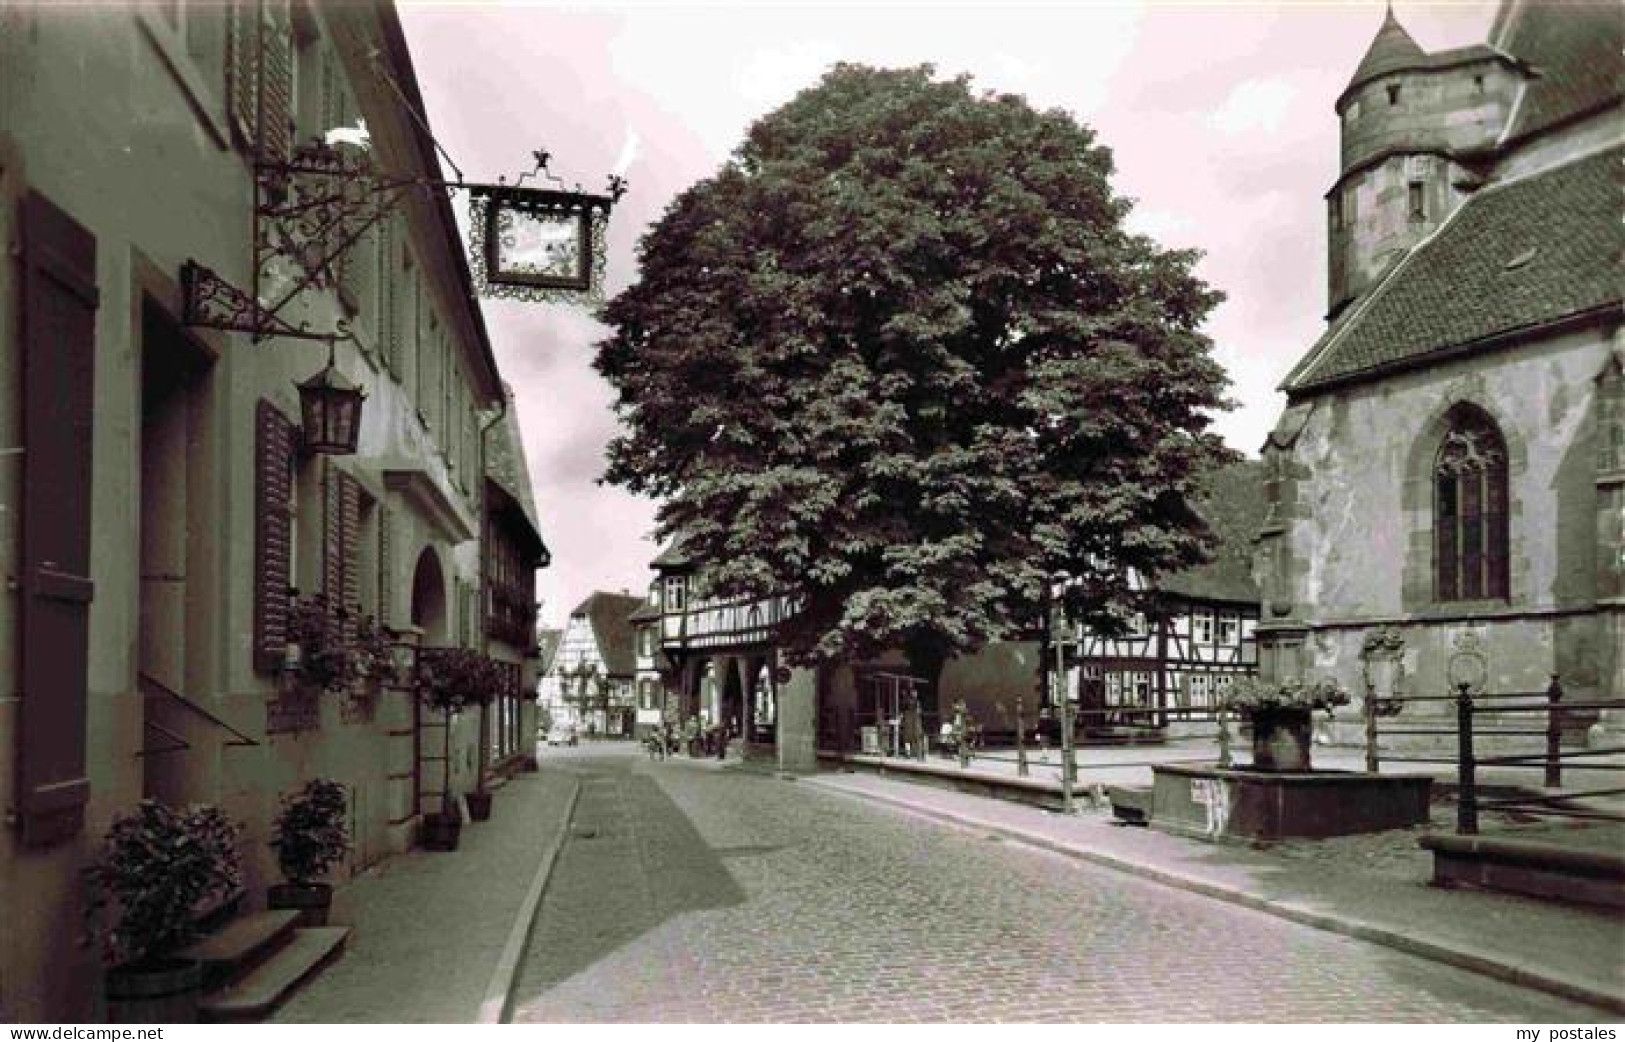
[
  {"xmin": 106, "ymin": 958, "xmax": 203, "ymax": 1024},
  {"xmin": 267, "ymin": 882, "xmax": 334, "ymax": 928},
  {"xmin": 1248, "ymin": 707, "xmax": 1314, "ymax": 771},
  {"xmin": 420, "ymin": 813, "xmax": 462, "ymax": 851}
]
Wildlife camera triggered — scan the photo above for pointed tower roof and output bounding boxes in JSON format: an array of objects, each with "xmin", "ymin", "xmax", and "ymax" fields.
[{"xmin": 1345, "ymin": 5, "xmax": 1429, "ymax": 96}]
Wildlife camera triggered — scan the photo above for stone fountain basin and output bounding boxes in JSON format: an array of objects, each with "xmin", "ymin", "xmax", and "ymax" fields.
[{"xmin": 1151, "ymin": 763, "xmax": 1433, "ymax": 843}]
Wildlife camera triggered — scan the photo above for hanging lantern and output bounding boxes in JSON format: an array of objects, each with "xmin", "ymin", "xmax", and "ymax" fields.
[{"xmin": 297, "ymin": 343, "xmax": 366, "ymax": 455}]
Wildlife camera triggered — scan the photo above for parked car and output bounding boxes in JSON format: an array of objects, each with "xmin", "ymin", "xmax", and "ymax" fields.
[{"xmin": 546, "ymin": 725, "xmax": 579, "ymax": 747}]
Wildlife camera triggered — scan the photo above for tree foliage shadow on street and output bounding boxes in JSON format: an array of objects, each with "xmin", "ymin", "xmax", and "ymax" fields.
[{"xmin": 511, "ymin": 770, "xmax": 749, "ymax": 1008}]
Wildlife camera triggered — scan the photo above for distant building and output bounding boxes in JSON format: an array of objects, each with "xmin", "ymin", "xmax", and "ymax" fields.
[
  {"xmin": 1072, "ymin": 461, "xmax": 1265, "ymax": 731},
  {"xmin": 554, "ymin": 591, "xmax": 644, "ymax": 737},
  {"xmin": 1257, "ymin": 0, "xmax": 1623, "ymax": 736},
  {"xmin": 628, "ymin": 585, "xmax": 667, "ymax": 735}
]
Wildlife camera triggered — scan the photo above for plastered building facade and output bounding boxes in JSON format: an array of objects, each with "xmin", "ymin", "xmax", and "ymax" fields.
[{"xmin": 0, "ymin": 3, "xmax": 544, "ymax": 1020}]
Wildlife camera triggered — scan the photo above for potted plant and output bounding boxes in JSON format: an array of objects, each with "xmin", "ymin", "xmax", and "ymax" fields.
[
  {"xmin": 288, "ymin": 591, "xmax": 355, "ymax": 693},
  {"xmin": 416, "ymin": 647, "xmax": 492, "ymax": 846},
  {"xmin": 1219, "ymin": 676, "xmax": 1350, "ymax": 771},
  {"xmin": 268, "ymin": 779, "xmax": 348, "ymax": 926},
  {"xmin": 86, "ymin": 800, "xmax": 243, "ymax": 1023}
]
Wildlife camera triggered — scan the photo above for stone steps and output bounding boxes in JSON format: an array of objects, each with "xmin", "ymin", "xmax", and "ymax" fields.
[
  {"xmin": 177, "ymin": 910, "xmax": 300, "ymax": 988},
  {"xmin": 200, "ymin": 926, "xmax": 350, "ymax": 1022}
]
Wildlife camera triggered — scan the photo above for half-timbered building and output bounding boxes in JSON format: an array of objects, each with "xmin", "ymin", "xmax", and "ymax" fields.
[{"xmin": 1074, "ymin": 462, "xmax": 1265, "ymax": 731}]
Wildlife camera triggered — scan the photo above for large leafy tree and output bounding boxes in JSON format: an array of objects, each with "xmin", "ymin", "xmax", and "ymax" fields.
[{"xmin": 596, "ymin": 64, "xmax": 1235, "ymax": 691}]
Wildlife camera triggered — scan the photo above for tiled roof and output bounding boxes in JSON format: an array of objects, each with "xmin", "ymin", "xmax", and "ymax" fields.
[
  {"xmin": 650, "ymin": 539, "xmax": 692, "ymax": 570},
  {"xmin": 1285, "ymin": 148, "xmax": 1624, "ymax": 394},
  {"xmin": 1158, "ymin": 460, "xmax": 1266, "ymax": 605},
  {"xmin": 1498, "ymin": 1, "xmax": 1623, "ymax": 144},
  {"xmin": 1345, "ymin": 7, "xmax": 1429, "ymax": 97},
  {"xmin": 484, "ymin": 386, "xmax": 544, "ymax": 543},
  {"xmin": 570, "ymin": 591, "xmax": 645, "ymax": 676},
  {"xmin": 626, "ymin": 600, "xmax": 662, "ymax": 623}
]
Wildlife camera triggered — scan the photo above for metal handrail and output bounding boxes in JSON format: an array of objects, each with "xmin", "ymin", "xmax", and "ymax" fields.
[{"xmin": 137, "ymin": 671, "xmax": 259, "ymax": 748}]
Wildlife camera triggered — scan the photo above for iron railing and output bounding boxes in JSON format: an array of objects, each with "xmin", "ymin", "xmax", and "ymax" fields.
[{"xmin": 1363, "ymin": 676, "xmax": 1625, "ymax": 834}]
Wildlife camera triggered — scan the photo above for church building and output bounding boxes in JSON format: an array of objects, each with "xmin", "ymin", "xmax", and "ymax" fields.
[{"xmin": 1255, "ymin": 1, "xmax": 1623, "ymax": 738}]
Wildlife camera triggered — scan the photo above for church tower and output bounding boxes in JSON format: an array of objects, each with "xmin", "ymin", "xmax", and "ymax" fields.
[{"xmin": 1325, "ymin": 5, "xmax": 1524, "ymax": 317}]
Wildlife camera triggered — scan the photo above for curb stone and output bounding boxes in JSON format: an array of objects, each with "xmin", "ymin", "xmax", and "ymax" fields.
[
  {"xmin": 477, "ymin": 776, "xmax": 583, "ymax": 1024},
  {"xmin": 800, "ymin": 775, "xmax": 1625, "ymax": 1018}
]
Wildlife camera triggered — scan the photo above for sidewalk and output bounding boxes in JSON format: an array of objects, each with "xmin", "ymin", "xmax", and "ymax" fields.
[
  {"xmin": 273, "ymin": 768, "xmax": 580, "ymax": 1023},
  {"xmin": 799, "ymin": 766, "xmax": 1625, "ymax": 1016}
]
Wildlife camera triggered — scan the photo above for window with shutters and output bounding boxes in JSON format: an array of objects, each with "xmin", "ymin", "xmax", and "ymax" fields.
[
  {"xmin": 419, "ymin": 309, "xmax": 436, "ymax": 423},
  {"xmin": 229, "ymin": 0, "xmax": 294, "ymax": 164},
  {"xmin": 323, "ymin": 462, "xmax": 364, "ymax": 648},
  {"xmin": 376, "ymin": 220, "xmax": 396, "ymax": 370},
  {"xmin": 253, "ymin": 399, "xmax": 298, "ymax": 673},
  {"xmin": 1434, "ymin": 404, "xmax": 1510, "ymax": 602},
  {"xmin": 136, "ymin": 3, "xmax": 230, "ymax": 145},
  {"xmin": 16, "ymin": 192, "xmax": 99, "ymax": 847}
]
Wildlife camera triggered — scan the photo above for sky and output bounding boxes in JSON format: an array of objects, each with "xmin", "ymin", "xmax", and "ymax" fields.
[{"xmin": 397, "ymin": 0, "xmax": 1494, "ymax": 628}]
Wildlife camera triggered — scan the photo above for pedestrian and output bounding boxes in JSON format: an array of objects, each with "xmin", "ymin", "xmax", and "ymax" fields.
[
  {"xmin": 901, "ymin": 691, "xmax": 924, "ymax": 761},
  {"xmin": 683, "ymin": 715, "xmax": 700, "ymax": 757}
]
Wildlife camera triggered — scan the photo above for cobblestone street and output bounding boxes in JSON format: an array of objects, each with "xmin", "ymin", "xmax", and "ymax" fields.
[{"xmin": 509, "ymin": 746, "xmax": 1607, "ymax": 1023}]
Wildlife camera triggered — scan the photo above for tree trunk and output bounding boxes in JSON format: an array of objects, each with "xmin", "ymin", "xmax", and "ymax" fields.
[
  {"xmin": 902, "ymin": 636, "xmax": 950, "ymax": 721},
  {"xmin": 441, "ymin": 708, "xmax": 454, "ymax": 818}
]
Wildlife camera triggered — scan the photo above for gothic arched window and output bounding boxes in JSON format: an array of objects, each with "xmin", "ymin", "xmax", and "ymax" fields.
[{"xmin": 1435, "ymin": 405, "xmax": 1510, "ymax": 601}]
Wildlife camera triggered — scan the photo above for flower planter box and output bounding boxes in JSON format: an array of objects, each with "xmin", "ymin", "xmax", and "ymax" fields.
[
  {"xmin": 419, "ymin": 814, "xmax": 462, "ymax": 851},
  {"xmin": 1151, "ymin": 763, "xmax": 1432, "ymax": 842},
  {"xmin": 266, "ymin": 883, "xmax": 333, "ymax": 928},
  {"xmin": 1247, "ymin": 707, "xmax": 1313, "ymax": 772}
]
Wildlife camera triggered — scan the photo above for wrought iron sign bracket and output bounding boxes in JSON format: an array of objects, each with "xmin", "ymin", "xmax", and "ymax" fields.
[
  {"xmin": 183, "ymin": 142, "xmax": 628, "ymax": 343},
  {"xmin": 184, "ymin": 139, "xmax": 426, "ymax": 344}
]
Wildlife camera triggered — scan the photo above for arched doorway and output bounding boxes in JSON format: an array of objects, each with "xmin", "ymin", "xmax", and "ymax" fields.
[
  {"xmin": 410, "ymin": 546, "xmax": 447, "ymax": 643},
  {"xmin": 409, "ymin": 546, "xmax": 448, "ymax": 821}
]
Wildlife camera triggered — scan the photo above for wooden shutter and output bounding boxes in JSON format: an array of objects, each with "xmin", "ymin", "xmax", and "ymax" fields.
[
  {"xmin": 329, "ymin": 470, "xmax": 362, "ymax": 644},
  {"xmin": 322, "ymin": 464, "xmax": 362, "ymax": 643},
  {"xmin": 259, "ymin": 0, "xmax": 294, "ymax": 165},
  {"xmin": 227, "ymin": 1, "xmax": 260, "ymax": 146},
  {"xmin": 377, "ymin": 502, "xmax": 393, "ymax": 625},
  {"xmin": 228, "ymin": 1, "xmax": 292, "ymax": 162},
  {"xmin": 17, "ymin": 191, "xmax": 99, "ymax": 848},
  {"xmin": 253, "ymin": 400, "xmax": 297, "ymax": 673}
]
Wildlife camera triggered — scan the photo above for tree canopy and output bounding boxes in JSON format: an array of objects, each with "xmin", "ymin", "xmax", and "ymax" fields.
[{"xmin": 595, "ymin": 64, "xmax": 1235, "ymax": 676}]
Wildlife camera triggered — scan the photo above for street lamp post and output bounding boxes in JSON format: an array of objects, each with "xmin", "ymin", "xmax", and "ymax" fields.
[{"xmin": 1050, "ymin": 592, "xmax": 1075, "ymax": 814}]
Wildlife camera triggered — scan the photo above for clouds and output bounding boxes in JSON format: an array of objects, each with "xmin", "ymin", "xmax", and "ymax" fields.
[{"xmin": 1210, "ymin": 78, "xmax": 1297, "ymax": 137}]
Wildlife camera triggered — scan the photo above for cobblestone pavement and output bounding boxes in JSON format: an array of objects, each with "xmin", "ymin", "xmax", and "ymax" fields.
[{"xmin": 510, "ymin": 748, "xmax": 1609, "ymax": 1023}]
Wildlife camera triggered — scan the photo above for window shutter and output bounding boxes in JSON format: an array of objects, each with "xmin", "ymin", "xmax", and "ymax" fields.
[
  {"xmin": 338, "ymin": 471, "xmax": 362, "ymax": 644},
  {"xmin": 376, "ymin": 220, "xmax": 395, "ymax": 369},
  {"xmin": 253, "ymin": 399, "xmax": 297, "ymax": 673},
  {"xmin": 378, "ymin": 502, "xmax": 393, "ymax": 625},
  {"xmin": 259, "ymin": 0, "xmax": 294, "ymax": 165},
  {"xmin": 227, "ymin": 1, "xmax": 259, "ymax": 146},
  {"xmin": 17, "ymin": 191, "xmax": 99, "ymax": 848},
  {"xmin": 227, "ymin": 0, "xmax": 292, "ymax": 163}
]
